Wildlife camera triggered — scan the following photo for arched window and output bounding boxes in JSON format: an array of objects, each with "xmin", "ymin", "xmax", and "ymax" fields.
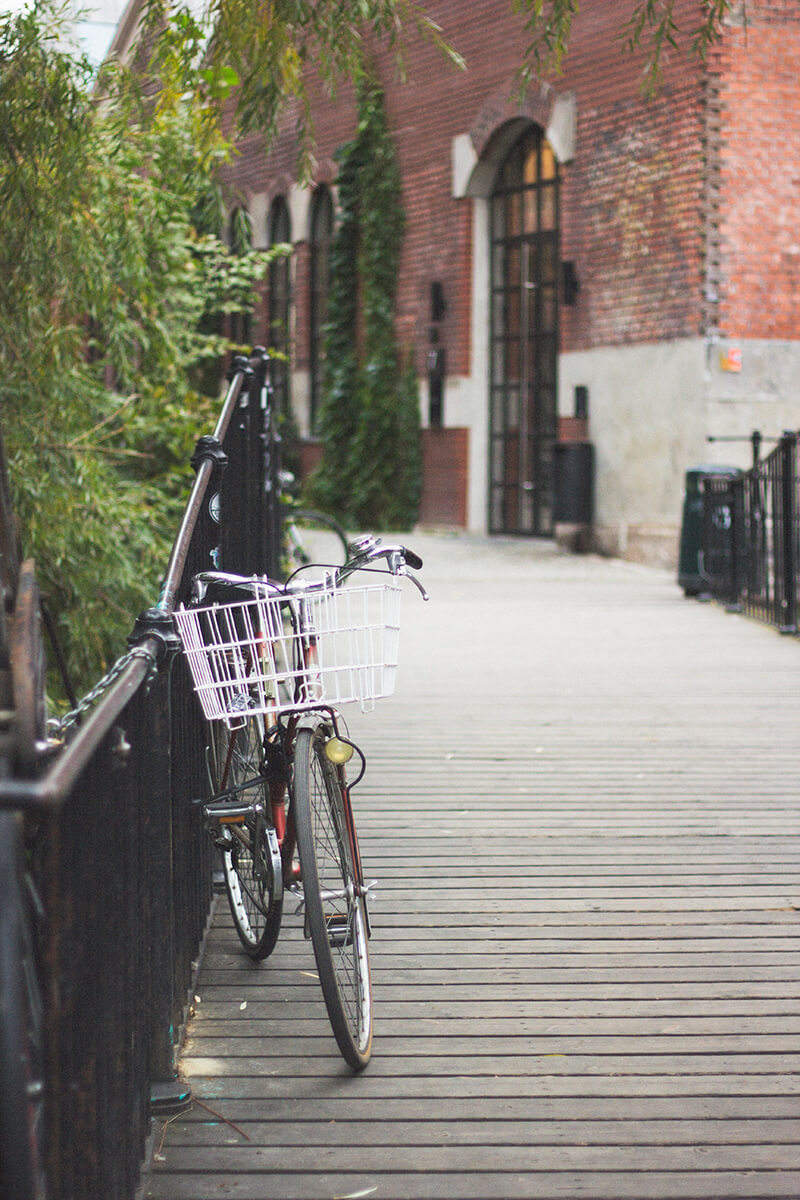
[
  {"xmin": 309, "ymin": 186, "xmax": 334, "ymax": 433},
  {"xmin": 268, "ymin": 196, "xmax": 291, "ymax": 419},
  {"xmin": 228, "ymin": 206, "xmax": 253, "ymax": 349},
  {"xmin": 489, "ymin": 125, "xmax": 560, "ymax": 536}
]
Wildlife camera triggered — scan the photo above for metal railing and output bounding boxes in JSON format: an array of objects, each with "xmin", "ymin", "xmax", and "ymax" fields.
[
  {"xmin": 0, "ymin": 349, "xmax": 282, "ymax": 1200},
  {"xmin": 700, "ymin": 430, "xmax": 800, "ymax": 634}
]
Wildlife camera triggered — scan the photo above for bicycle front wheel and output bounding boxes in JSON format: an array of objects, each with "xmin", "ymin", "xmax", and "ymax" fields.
[
  {"xmin": 287, "ymin": 510, "xmax": 349, "ymax": 570},
  {"xmin": 293, "ymin": 724, "xmax": 372, "ymax": 1070},
  {"xmin": 213, "ymin": 718, "xmax": 283, "ymax": 961}
]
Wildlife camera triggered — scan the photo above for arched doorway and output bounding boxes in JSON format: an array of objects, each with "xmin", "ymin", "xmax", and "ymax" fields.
[{"xmin": 489, "ymin": 125, "xmax": 560, "ymax": 535}]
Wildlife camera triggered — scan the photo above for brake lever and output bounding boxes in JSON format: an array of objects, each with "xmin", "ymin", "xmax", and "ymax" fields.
[{"xmin": 398, "ymin": 565, "xmax": 430, "ymax": 601}]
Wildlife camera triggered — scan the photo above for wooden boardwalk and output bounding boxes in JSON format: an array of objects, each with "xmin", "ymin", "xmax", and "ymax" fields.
[{"xmin": 144, "ymin": 533, "xmax": 800, "ymax": 1200}]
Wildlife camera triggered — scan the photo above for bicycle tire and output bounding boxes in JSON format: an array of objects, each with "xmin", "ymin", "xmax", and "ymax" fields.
[
  {"xmin": 0, "ymin": 814, "xmax": 45, "ymax": 1200},
  {"xmin": 287, "ymin": 510, "xmax": 349, "ymax": 569},
  {"xmin": 293, "ymin": 723, "xmax": 372, "ymax": 1070},
  {"xmin": 213, "ymin": 718, "xmax": 283, "ymax": 960}
]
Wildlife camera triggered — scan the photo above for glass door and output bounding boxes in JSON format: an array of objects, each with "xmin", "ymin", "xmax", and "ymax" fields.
[{"xmin": 489, "ymin": 127, "xmax": 559, "ymax": 535}]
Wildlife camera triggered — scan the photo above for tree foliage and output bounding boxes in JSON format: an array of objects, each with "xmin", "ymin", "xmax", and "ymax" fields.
[
  {"xmin": 306, "ymin": 79, "xmax": 421, "ymax": 530},
  {"xmin": 194, "ymin": 0, "xmax": 465, "ymax": 170},
  {"xmin": 513, "ymin": 1, "xmax": 740, "ymax": 95},
  {"xmin": 184, "ymin": 0, "xmax": 740, "ymax": 147},
  {"xmin": 0, "ymin": 3, "xmax": 274, "ymax": 701}
]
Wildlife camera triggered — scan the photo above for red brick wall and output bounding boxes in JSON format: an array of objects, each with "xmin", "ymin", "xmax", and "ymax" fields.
[
  {"xmin": 229, "ymin": 1, "xmax": 800, "ymax": 368},
  {"xmin": 228, "ymin": 0, "xmax": 715, "ymax": 370},
  {"xmin": 561, "ymin": 70, "xmax": 705, "ymax": 349},
  {"xmin": 294, "ymin": 431, "xmax": 468, "ymax": 527},
  {"xmin": 710, "ymin": 3, "xmax": 800, "ymax": 340},
  {"xmin": 419, "ymin": 428, "xmax": 468, "ymax": 526}
]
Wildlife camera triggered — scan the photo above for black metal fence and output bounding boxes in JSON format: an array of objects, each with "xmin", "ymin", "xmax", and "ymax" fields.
[
  {"xmin": 699, "ymin": 430, "xmax": 800, "ymax": 634},
  {"xmin": 0, "ymin": 350, "xmax": 282, "ymax": 1200}
]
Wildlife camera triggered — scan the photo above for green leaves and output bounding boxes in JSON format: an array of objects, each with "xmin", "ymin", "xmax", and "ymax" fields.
[
  {"xmin": 201, "ymin": 0, "xmax": 464, "ymax": 170},
  {"xmin": 512, "ymin": 0, "xmax": 737, "ymax": 94},
  {"xmin": 0, "ymin": 2, "xmax": 267, "ymax": 703},
  {"xmin": 306, "ymin": 78, "xmax": 421, "ymax": 532}
]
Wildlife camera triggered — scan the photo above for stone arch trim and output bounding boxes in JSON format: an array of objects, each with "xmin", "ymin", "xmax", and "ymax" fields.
[
  {"xmin": 470, "ymin": 82, "xmax": 553, "ymax": 159},
  {"xmin": 452, "ymin": 84, "xmax": 576, "ymax": 199}
]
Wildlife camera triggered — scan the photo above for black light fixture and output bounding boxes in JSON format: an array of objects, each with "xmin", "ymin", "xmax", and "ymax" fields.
[
  {"xmin": 431, "ymin": 280, "xmax": 446, "ymax": 323},
  {"xmin": 562, "ymin": 261, "xmax": 580, "ymax": 306}
]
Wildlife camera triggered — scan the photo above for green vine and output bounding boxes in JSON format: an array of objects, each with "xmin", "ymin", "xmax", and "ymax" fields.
[{"xmin": 307, "ymin": 77, "xmax": 421, "ymax": 530}]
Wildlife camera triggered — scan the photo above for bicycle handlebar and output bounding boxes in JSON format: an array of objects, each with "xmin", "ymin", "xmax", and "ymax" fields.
[
  {"xmin": 190, "ymin": 538, "xmax": 428, "ymax": 603},
  {"xmin": 336, "ymin": 538, "xmax": 428, "ymax": 599}
]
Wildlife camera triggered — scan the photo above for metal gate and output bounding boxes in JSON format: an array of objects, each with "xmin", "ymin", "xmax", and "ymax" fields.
[{"xmin": 489, "ymin": 126, "xmax": 559, "ymax": 535}]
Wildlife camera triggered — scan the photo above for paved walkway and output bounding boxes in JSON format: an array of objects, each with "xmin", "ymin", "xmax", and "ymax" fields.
[{"xmin": 145, "ymin": 532, "xmax": 800, "ymax": 1200}]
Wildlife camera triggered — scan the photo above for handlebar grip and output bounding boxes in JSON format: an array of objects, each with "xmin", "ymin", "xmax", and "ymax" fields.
[{"xmin": 402, "ymin": 548, "xmax": 424, "ymax": 571}]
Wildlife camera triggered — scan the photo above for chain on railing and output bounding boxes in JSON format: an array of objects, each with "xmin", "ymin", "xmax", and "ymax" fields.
[{"xmin": 48, "ymin": 646, "xmax": 159, "ymax": 738}]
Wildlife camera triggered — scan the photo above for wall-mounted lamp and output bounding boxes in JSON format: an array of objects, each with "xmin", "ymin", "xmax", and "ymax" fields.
[
  {"xmin": 562, "ymin": 261, "xmax": 580, "ymax": 306},
  {"xmin": 431, "ymin": 280, "xmax": 447, "ymax": 323}
]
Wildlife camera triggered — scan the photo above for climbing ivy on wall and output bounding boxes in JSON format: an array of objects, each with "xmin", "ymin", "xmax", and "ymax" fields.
[{"xmin": 307, "ymin": 78, "xmax": 421, "ymax": 530}]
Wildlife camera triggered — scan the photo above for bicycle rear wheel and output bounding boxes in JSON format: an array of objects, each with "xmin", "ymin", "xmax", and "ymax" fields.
[
  {"xmin": 212, "ymin": 718, "xmax": 283, "ymax": 961},
  {"xmin": 293, "ymin": 724, "xmax": 372, "ymax": 1070}
]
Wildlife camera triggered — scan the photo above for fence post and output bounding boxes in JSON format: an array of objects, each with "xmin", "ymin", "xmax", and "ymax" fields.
[
  {"xmin": 724, "ymin": 474, "xmax": 743, "ymax": 612},
  {"xmin": 219, "ymin": 358, "xmax": 253, "ymax": 575},
  {"xmin": 251, "ymin": 348, "xmax": 282, "ymax": 579},
  {"xmin": 127, "ymin": 612, "xmax": 190, "ymax": 1116},
  {"xmin": 779, "ymin": 431, "xmax": 798, "ymax": 634}
]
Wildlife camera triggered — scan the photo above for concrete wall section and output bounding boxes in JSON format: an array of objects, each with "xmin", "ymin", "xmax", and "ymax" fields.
[
  {"xmin": 559, "ymin": 339, "xmax": 707, "ymax": 565},
  {"xmin": 704, "ymin": 339, "xmax": 800, "ymax": 469},
  {"xmin": 559, "ymin": 337, "xmax": 800, "ymax": 566}
]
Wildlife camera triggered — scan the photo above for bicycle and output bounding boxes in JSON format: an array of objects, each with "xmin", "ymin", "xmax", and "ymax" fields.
[{"xmin": 173, "ymin": 535, "xmax": 427, "ymax": 1071}]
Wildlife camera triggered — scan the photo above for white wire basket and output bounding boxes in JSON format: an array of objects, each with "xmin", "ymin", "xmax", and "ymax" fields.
[{"xmin": 173, "ymin": 579, "xmax": 402, "ymax": 726}]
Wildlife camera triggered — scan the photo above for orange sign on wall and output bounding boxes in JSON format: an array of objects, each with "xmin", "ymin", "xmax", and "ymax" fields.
[{"xmin": 720, "ymin": 346, "xmax": 742, "ymax": 373}]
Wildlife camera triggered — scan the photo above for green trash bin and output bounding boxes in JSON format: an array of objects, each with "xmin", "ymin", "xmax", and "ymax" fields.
[{"xmin": 678, "ymin": 465, "xmax": 740, "ymax": 596}]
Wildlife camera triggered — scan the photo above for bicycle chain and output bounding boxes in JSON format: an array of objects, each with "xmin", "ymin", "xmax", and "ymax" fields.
[{"xmin": 49, "ymin": 645, "xmax": 158, "ymax": 738}]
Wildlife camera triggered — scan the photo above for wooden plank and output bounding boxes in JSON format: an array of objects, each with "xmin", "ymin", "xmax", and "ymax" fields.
[
  {"xmin": 180, "ymin": 1053, "xmax": 800, "ymax": 1076},
  {"xmin": 172, "ymin": 1099, "xmax": 800, "ymax": 1123},
  {"xmin": 148, "ymin": 1142, "xmax": 800, "ymax": 1173},
  {"xmin": 159, "ymin": 1117, "xmax": 800, "ymax": 1147},
  {"xmin": 190, "ymin": 997, "xmax": 800, "ymax": 1018},
  {"xmin": 186, "ymin": 1073, "xmax": 800, "ymax": 1100},
  {"xmin": 187, "ymin": 1017, "xmax": 800, "ymax": 1038},
  {"xmin": 172, "ymin": 1095, "xmax": 800, "ymax": 1122},
  {"xmin": 144, "ymin": 1170, "xmax": 800, "ymax": 1200}
]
